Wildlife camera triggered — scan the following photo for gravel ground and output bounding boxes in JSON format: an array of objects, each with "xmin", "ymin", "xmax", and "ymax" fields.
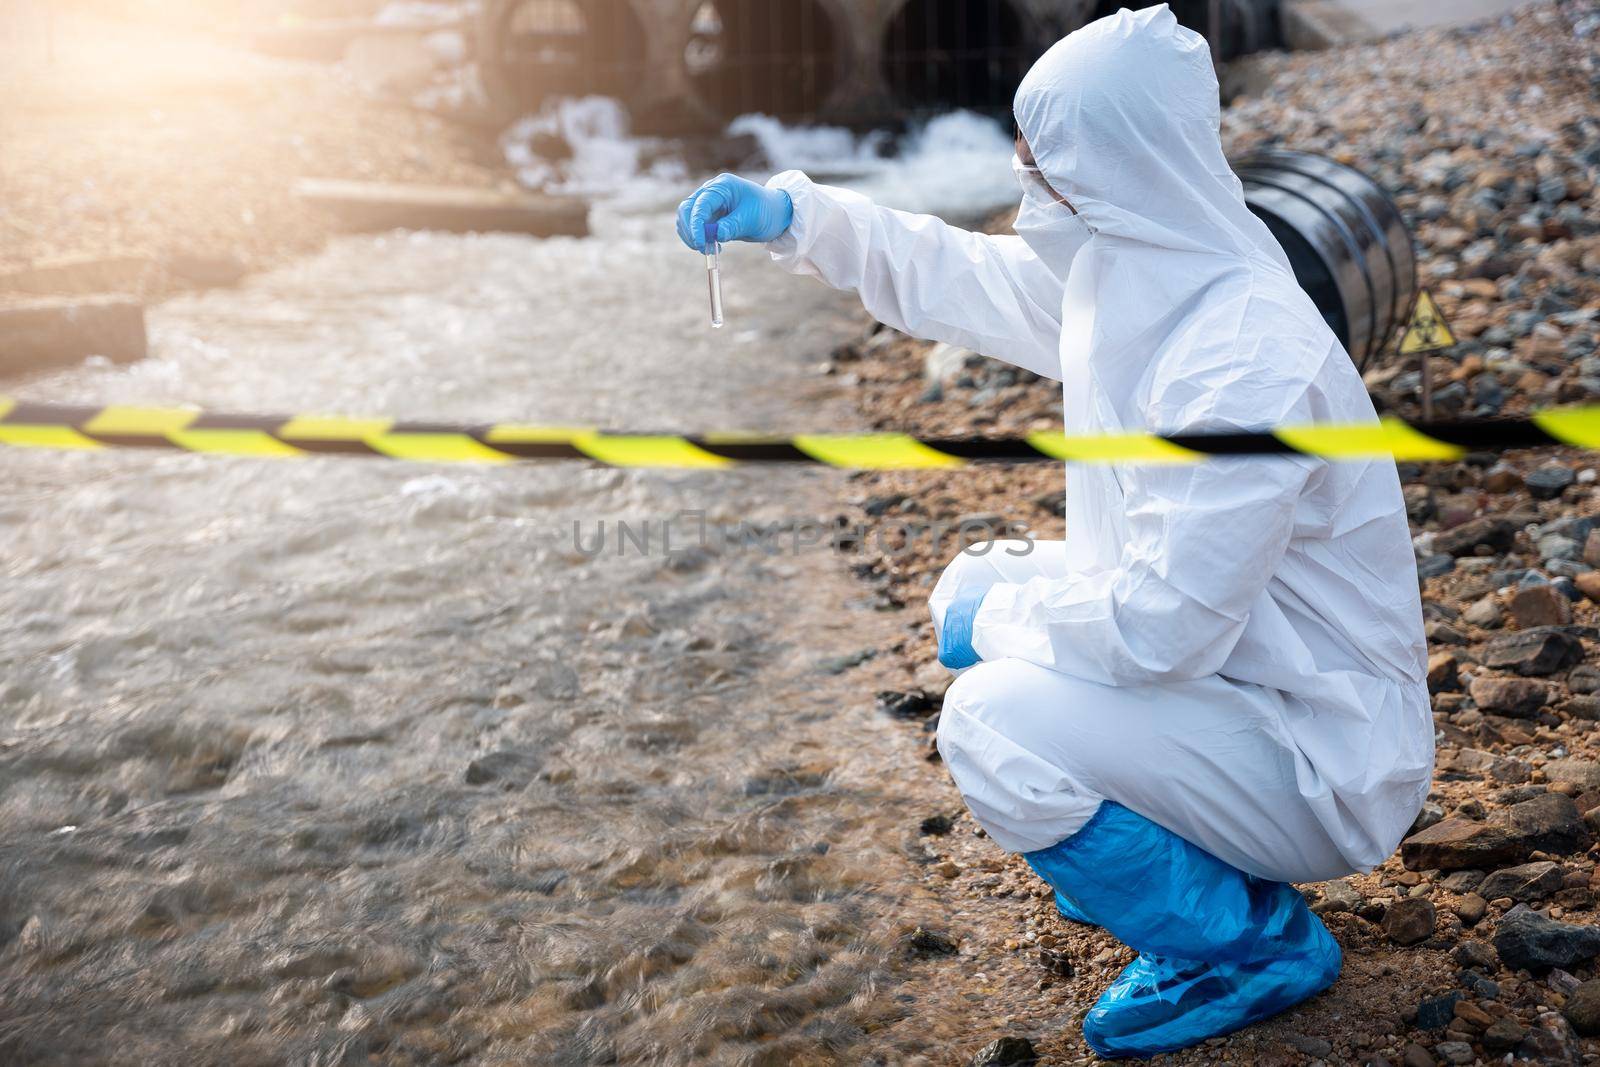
[
  {"xmin": 0, "ymin": 10, "xmax": 503, "ymax": 295},
  {"xmin": 840, "ymin": 3, "xmax": 1600, "ymax": 1064}
]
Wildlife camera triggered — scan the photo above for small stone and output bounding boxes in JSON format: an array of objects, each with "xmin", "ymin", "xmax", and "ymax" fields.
[
  {"xmin": 969, "ymin": 1036, "xmax": 1038, "ymax": 1066},
  {"xmin": 1519, "ymin": 1012, "xmax": 1581, "ymax": 1062},
  {"xmin": 919, "ymin": 814, "xmax": 955, "ymax": 836},
  {"xmin": 1036, "ymin": 947, "xmax": 1074, "ymax": 977},
  {"xmin": 1313, "ymin": 878, "xmax": 1362, "ymax": 915},
  {"xmin": 463, "ymin": 748, "xmax": 542, "ymax": 788},
  {"xmin": 1384, "ymin": 897, "xmax": 1437, "ymax": 945},
  {"xmin": 1482, "ymin": 1016, "xmax": 1526, "ymax": 1051},
  {"xmin": 1463, "ymin": 595, "xmax": 1503, "ymax": 629},
  {"xmin": 1527, "ymin": 465, "xmax": 1577, "ymax": 500},
  {"xmin": 903, "ymin": 927, "xmax": 959, "ymax": 958},
  {"xmin": 1416, "ymin": 993, "xmax": 1462, "ymax": 1031},
  {"xmin": 1417, "ymin": 554, "xmax": 1455, "ymax": 580},
  {"xmin": 1455, "ymin": 893, "xmax": 1488, "ymax": 926},
  {"xmin": 1288, "ymin": 1034, "xmax": 1333, "ymax": 1058},
  {"xmin": 1432, "ymin": 1041, "xmax": 1474, "ymax": 1065},
  {"xmin": 1454, "ymin": 940, "xmax": 1497, "ymax": 970},
  {"xmin": 1575, "ymin": 571, "xmax": 1600, "ymax": 602},
  {"xmin": 1569, "ymin": 664, "xmax": 1600, "ymax": 694},
  {"xmin": 1428, "ymin": 653, "xmax": 1460, "ymax": 693},
  {"xmin": 1482, "ymin": 627, "xmax": 1585, "ymax": 676},
  {"xmin": 1477, "ymin": 861, "xmax": 1566, "ymax": 902},
  {"xmin": 1540, "ymin": 533, "xmax": 1583, "ymax": 562},
  {"xmin": 1494, "ymin": 904, "xmax": 1600, "ymax": 973},
  {"xmin": 1411, "ymin": 801, "xmax": 1446, "ymax": 835},
  {"xmin": 1468, "ymin": 675, "xmax": 1549, "ymax": 717},
  {"xmin": 1550, "ymin": 968, "xmax": 1582, "ymax": 995},
  {"xmin": 1401, "ymin": 1041, "xmax": 1436, "ymax": 1067},
  {"xmin": 1563, "ymin": 978, "xmax": 1600, "ymax": 1035},
  {"xmin": 1453, "ymin": 999, "xmax": 1494, "ymax": 1029},
  {"xmin": 1509, "ymin": 584, "xmax": 1573, "ymax": 627},
  {"xmin": 1485, "ymin": 464, "xmax": 1525, "ymax": 493},
  {"xmin": 1442, "ymin": 870, "xmax": 1486, "ymax": 894},
  {"xmin": 877, "ymin": 690, "xmax": 937, "ymax": 720},
  {"xmin": 1434, "ymin": 517, "xmax": 1517, "ymax": 557}
]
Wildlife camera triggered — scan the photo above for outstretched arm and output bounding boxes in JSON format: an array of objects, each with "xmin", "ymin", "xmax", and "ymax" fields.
[
  {"xmin": 677, "ymin": 171, "xmax": 1065, "ymax": 381},
  {"xmin": 765, "ymin": 172, "xmax": 1065, "ymax": 380}
]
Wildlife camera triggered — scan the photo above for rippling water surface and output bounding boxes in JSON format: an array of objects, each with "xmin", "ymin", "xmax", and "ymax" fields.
[{"xmin": 0, "ymin": 200, "xmax": 947, "ymax": 1065}]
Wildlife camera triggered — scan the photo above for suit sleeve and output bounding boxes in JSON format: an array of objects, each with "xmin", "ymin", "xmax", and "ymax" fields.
[{"xmin": 764, "ymin": 170, "xmax": 1065, "ymax": 380}]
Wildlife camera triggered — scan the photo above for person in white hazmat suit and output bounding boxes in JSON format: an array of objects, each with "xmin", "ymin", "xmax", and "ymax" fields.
[{"xmin": 677, "ymin": 5, "xmax": 1432, "ymax": 1056}]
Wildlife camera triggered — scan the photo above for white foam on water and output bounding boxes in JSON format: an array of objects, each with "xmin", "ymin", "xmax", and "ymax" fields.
[
  {"xmin": 504, "ymin": 99, "xmax": 1017, "ymax": 222},
  {"xmin": 728, "ymin": 110, "xmax": 1017, "ymax": 217},
  {"xmin": 502, "ymin": 97, "xmax": 689, "ymax": 200}
]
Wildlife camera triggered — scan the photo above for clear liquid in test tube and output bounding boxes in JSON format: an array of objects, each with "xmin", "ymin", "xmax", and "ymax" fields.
[{"xmin": 704, "ymin": 222, "xmax": 724, "ymax": 329}]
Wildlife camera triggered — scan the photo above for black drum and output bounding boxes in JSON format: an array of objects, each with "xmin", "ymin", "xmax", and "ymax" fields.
[{"xmin": 1235, "ymin": 150, "xmax": 1417, "ymax": 370}]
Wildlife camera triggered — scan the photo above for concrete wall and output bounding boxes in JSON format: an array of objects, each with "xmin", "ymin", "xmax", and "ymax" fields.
[{"xmin": 479, "ymin": 0, "xmax": 1272, "ymax": 131}]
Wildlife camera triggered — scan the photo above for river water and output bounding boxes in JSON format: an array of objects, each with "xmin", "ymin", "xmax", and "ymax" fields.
[{"xmin": 0, "ymin": 183, "xmax": 993, "ymax": 1065}]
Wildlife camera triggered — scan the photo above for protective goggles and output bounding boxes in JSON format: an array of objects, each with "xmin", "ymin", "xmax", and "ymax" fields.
[{"xmin": 1011, "ymin": 155, "xmax": 1077, "ymax": 214}]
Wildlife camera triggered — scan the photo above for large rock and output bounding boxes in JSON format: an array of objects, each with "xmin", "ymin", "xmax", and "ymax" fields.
[
  {"xmin": 1510, "ymin": 585, "xmax": 1574, "ymax": 627},
  {"xmin": 1468, "ymin": 675, "xmax": 1549, "ymax": 717},
  {"xmin": 1477, "ymin": 861, "xmax": 1566, "ymax": 902},
  {"xmin": 0, "ymin": 296, "xmax": 148, "ymax": 374},
  {"xmin": 1481, "ymin": 628, "xmax": 1585, "ymax": 676},
  {"xmin": 1494, "ymin": 905, "xmax": 1600, "ymax": 973},
  {"xmin": 1401, "ymin": 794, "xmax": 1589, "ymax": 870},
  {"xmin": 1565, "ymin": 979, "xmax": 1600, "ymax": 1036},
  {"xmin": 1509, "ymin": 793, "xmax": 1591, "ymax": 854},
  {"xmin": 1546, "ymin": 759, "xmax": 1600, "ymax": 791},
  {"xmin": 1434, "ymin": 517, "xmax": 1517, "ymax": 557}
]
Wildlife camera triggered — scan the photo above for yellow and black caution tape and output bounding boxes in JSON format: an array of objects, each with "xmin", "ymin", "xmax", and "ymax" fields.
[{"xmin": 2, "ymin": 395, "xmax": 1599, "ymax": 469}]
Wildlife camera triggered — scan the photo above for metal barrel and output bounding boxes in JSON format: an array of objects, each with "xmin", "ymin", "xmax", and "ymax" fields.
[{"xmin": 1234, "ymin": 150, "xmax": 1417, "ymax": 370}]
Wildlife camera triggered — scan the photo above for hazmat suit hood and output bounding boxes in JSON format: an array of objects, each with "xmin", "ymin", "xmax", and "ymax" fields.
[{"xmin": 1013, "ymin": 5, "xmax": 1288, "ymax": 266}]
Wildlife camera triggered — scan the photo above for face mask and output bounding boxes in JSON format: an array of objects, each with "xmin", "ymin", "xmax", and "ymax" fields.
[{"xmin": 1012, "ymin": 155, "xmax": 1093, "ymax": 280}]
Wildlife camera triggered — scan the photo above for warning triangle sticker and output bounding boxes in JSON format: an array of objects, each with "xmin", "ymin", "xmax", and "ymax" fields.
[{"xmin": 1398, "ymin": 289, "xmax": 1457, "ymax": 355}]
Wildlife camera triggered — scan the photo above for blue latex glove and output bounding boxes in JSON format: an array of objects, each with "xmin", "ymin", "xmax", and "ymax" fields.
[
  {"xmin": 938, "ymin": 590, "xmax": 985, "ymax": 670},
  {"xmin": 676, "ymin": 174, "xmax": 793, "ymax": 252}
]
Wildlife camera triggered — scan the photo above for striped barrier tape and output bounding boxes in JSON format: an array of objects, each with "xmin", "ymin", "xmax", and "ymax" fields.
[{"xmin": 1, "ymin": 395, "xmax": 1598, "ymax": 469}]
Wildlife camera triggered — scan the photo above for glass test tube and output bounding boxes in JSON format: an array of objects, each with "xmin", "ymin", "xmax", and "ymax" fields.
[{"xmin": 704, "ymin": 223, "xmax": 724, "ymax": 329}]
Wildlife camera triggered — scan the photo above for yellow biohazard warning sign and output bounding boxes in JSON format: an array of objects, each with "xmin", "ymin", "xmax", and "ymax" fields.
[{"xmin": 1398, "ymin": 289, "xmax": 1457, "ymax": 355}]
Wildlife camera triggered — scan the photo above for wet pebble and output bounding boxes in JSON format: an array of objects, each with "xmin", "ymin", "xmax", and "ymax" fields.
[{"xmin": 969, "ymin": 1036, "xmax": 1038, "ymax": 1066}]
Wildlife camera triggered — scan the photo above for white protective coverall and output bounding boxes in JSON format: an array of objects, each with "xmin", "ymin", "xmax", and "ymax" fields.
[{"xmin": 765, "ymin": 5, "xmax": 1432, "ymax": 884}]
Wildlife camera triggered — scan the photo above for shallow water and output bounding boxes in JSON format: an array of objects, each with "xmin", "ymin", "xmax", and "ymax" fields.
[{"xmin": 0, "ymin": 199, "xmax": 955, "ymax": 1065}]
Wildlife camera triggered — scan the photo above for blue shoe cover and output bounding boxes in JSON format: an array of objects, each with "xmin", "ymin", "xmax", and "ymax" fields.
[
  {"xmin": 1025, "ymin": 802, "xmax": 1341, "ymax": 1058},
  {"xmin": 1053, "ymin": 889, "xmax": 1095, "ymax": 925}
]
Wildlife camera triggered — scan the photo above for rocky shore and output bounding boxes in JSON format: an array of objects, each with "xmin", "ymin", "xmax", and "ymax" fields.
[{"xmin": 844, "ymin": 3, "xmax": 1600, "ymax": 1063}]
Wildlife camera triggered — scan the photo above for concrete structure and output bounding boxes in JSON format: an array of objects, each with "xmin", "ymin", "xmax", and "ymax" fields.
[{"xmin": 476, "ymin": 0, "xmax": 1279, "ymax": 131}]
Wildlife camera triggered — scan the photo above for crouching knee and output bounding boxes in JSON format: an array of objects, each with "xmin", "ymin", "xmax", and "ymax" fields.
[
  {"xmin": 935, "ymin": 659, "xmax": 1029, "ymax": 769},
  {"xmin": 935, "ymin": 658, "xmax": 1100, "ymax": 853}
]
